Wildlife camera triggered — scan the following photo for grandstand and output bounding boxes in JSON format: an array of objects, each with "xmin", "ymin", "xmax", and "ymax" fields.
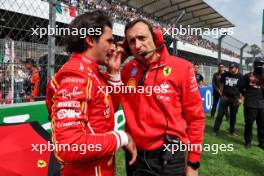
[
  {"xmin": 0, "ymin": 0, "xmax": 253, "ymax": 103},
  {"xmin": 1, "ymin": 2, "xmax": 264, "ymax": 176}
]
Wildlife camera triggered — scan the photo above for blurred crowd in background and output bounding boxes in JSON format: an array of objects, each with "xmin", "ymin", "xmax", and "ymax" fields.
[
  {"xmin": 62, "ymin": 0, "xmax": 240, "ymax": 59},
  {"xmin": 0, "ymin": 0, "xmax": 242, "ymax": 104}
]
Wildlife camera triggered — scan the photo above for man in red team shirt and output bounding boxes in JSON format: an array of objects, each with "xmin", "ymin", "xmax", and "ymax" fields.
[
  {"xmin": 46, "ymin": 10, "xmax": 136, "ymax": 176},
  {"xmin": 120, "ymin": 19, "xmax": 205, "ymax": 176},
  {"xmin": 24, "ymin": 59, "xmax": 40, "ymax": 101}
]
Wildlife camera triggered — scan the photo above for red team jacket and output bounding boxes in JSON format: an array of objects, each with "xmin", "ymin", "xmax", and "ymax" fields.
[
  {"xmin": 121, "ymin": 46, "xmax": 205, "ymax": 162},
  {"xmin": 46, "ymin": 53, "xmax": 127, "ymax": 176}
]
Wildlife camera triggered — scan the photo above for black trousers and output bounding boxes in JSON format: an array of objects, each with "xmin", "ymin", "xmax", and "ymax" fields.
[
  {"xmin": 126, "ymin": 147, "xmax": 185, "ymax": 176},
  {"xmin": 244, "ymin": 107, "xmax": 264, "ymax": 145},
  {"xmin": 213, "ymin": 96, "xmax": 239, "ymax": 134},
  {"xmin": 211, "ymin": 92, "xmax": 230, "ymax": 119}
]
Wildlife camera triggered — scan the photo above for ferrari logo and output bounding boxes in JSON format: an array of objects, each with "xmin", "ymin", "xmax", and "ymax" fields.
[
  {"xmin": 37, "ymin": 160, "xmax": 47, "ymax": 168},
  {"xmin": 163, "ymin": 66, "xmax": 172, "ymax": 77}
]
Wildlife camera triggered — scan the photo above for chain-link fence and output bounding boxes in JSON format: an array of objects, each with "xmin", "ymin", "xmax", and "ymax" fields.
[
  {"xmin": 199, "ymin": 65, "xmax": 218, "ymax": 85},
  {"xmin": 0, "ymin": 0, "xmax": 70, "ymax": 104},
  {"xmin": 0, "ymin": 0, "xmax": 253, "ymax": 104},
  {"xmin": 0, "ymin": 38, "xmax": 47, "ymax": 103},
  {"xmin": 0, "ymin": 37, "xmax": 65, "ymax": 104}
]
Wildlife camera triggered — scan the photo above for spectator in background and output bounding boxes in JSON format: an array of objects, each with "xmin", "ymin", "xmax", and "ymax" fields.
[
  {"xmin": 253, "ymin": 57, "xmax": 264, "ymax": 89},
  {"xmin": 213, "ymin": 62, "xmax": 244, "ymax": 136},
  {"xmin": 0, "ymin": 68, "xmax": 4, "ymax": 103},
  {"xmin": 14, "ymin": 66, "xmax": 26, "ymax": 103},
  {"xmin": 23, "ymin": 59, "xmax": 40, "ymax": 101},
  {"xmin": 62, "ymin": 0, "xmax": 239, "ymax": 59},
  {"xmin": 211, "ymin": 63, "xmax": 230, "ymax": 120},
  {"xmin": 194, "ymin": 64, "xmax": 205, "ymax": 87},
  {"xmin": 37, "ymin": 58, "xmax": 47, "ymax": 101},
  {"xmin": 240, "ymin": 66, "xmax": 264, "ymax": 150},
  {"xmin": 70, "ymin": 0, "xmax": 78, "ymax": 7}
]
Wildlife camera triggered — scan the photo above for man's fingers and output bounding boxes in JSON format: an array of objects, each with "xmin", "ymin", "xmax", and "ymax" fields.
[
  {"xmin": 116, "ymin": 45, "xmax": 125, "ymax": 53},
  {"xmin": 129, "ymin": 149, "xmax": 137, "ymax": 165},
  {"xmin": 125, "ymin": 133, "xmax": 137, "ymax": 165}
]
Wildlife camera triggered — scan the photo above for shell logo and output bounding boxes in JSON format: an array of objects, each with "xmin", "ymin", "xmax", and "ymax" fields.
[{"xmin": 127, "ymin": 78, "xmax": 137, "ymax": 87}]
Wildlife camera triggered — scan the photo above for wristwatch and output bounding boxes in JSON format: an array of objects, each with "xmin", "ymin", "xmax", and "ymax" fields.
[{"xmin": 187, "ymin": 161, "xmax": 200, "ymax": 170}]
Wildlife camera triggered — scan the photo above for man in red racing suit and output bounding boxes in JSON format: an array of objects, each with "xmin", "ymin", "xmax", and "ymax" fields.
[{"xmin": 46, "ymin": 11, "xmax": 136, "ymax": 176}]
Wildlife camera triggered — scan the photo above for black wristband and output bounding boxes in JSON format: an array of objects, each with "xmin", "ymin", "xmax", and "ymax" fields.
[{"xmin": 187, "ymin": 161, "xmax": 200, "ymax": 170}]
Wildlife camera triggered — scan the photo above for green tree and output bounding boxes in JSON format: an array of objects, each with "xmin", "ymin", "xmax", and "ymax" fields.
[{"xmin": 249, "ymin": 44, "xmax": 261, "ymax": 58}]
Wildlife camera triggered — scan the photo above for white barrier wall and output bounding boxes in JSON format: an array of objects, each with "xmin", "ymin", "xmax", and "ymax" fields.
[{"xmin": 177, "ymin": 41, "xmax": 240, "ymax": 63}]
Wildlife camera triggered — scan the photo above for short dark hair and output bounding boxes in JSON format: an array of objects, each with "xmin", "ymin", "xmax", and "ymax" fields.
[
  {"xmin": 229, "ymin": 62, "xmax": 239, "ymax": 68},
  {"xmin": 125, "ymin": 19, "xmax": 154, "ymax": 40},
  {"xmin": 218, "ymin": 63, "xmax": 224, "ymax": 67},
  {"xmin": 24, "ymin": 59, "xmax": 35, "ymax": 66},
  {"xmin": 64, "ymin": 10, "xmax": 112, "ymax": 53}
]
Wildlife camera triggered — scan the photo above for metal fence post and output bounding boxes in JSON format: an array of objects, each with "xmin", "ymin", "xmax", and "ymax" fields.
[
  {"xmin": 240, "ymin": 43, "xmax": 248, "ymax": 74},
  {"xmin": 218, "ymin": 34, "xmax": 227, "ymax": 64},
  {"xmin": 48, "ymin": 0, "xmax": 56, "ymax": 79}
]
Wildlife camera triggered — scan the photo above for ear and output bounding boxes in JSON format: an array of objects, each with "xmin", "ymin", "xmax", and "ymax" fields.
[{"xmin": 85, "ymin": 36, "xmax": 96, "ymax": 48}]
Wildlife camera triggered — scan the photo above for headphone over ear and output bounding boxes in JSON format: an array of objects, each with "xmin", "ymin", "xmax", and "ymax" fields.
[
  {"xmin": 153, "ymin": 28, "xmax": 164, "ymax": 48},
  {"xmin": 124, "ymin": 27, "xmax": 164, "ymax": 56}
]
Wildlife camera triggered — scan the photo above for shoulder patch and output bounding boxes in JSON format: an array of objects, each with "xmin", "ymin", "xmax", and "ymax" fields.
[{"xmin": 130, "ymin": 67, "xmax": 138, "ymax": 77}]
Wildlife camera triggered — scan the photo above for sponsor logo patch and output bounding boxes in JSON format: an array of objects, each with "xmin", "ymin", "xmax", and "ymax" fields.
[
  {"xmin": 163, "ymin": 66, "xmax": 172, "ymax": 77},
  {"xmin": 37, "ymin": 160, "xmax": 47, "ymax": 168},
  {"xmin": 61, "ymin": 78, "xmax": 85, "ymax": 84},
  {"xmin": 130, "ymin": 67, "xmax": 138, "ymax": 77},
  {"xmin": 127, "ymin": 78, "xmax": 137, "ymax": 87},
  {"xmin": 58, "ymin": 87, "xmax": 84, "ymax": 99},
  {"xmin": 56, "ymin": 121, "xmax": 81, "ymax": 128},
  {"xmin": 57, "ymin": 101, "xmax": 81, "ymax": 108},
  {"xmin": 57, "ymin": 109, "xmax": 81, "ymax": 119},
  {"xmin": 160, "ymin": 82, "xmax": 170, "ymax": 93}
]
